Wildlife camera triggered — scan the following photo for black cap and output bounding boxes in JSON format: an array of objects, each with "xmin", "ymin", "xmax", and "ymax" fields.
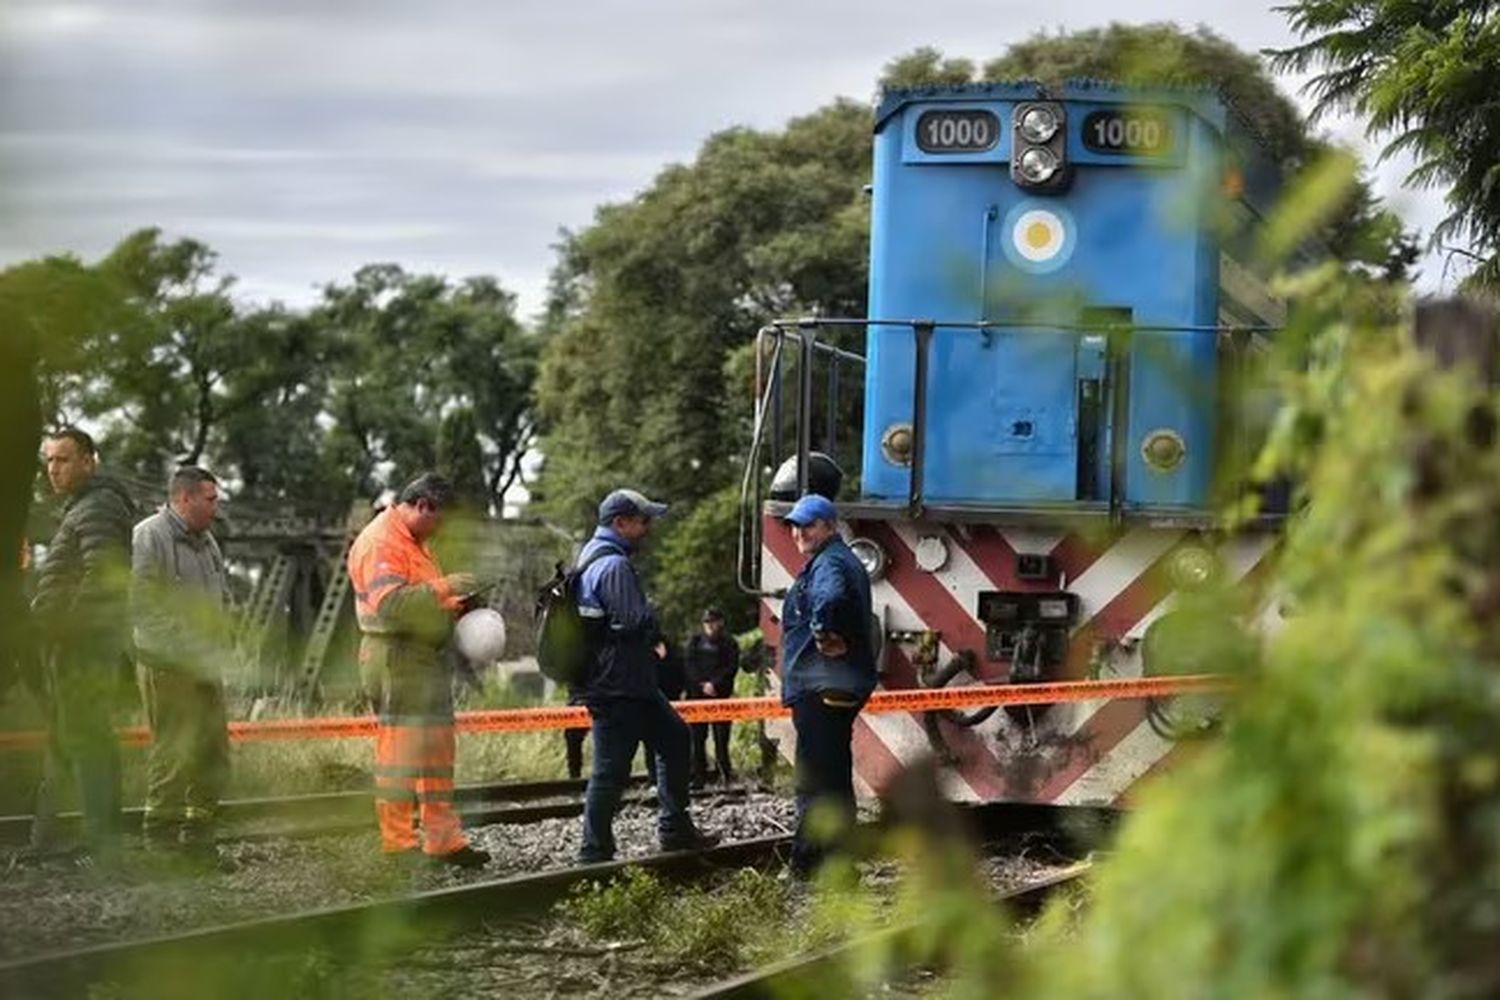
[{"xmin": 702, "ymin": 607, "xmax": 725, "ymax": 622}]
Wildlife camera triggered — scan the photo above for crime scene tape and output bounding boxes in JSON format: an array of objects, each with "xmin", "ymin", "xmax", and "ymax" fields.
[{"xmin": 0, "ymin": 674, "xmax": 1231, "ymax": 751}]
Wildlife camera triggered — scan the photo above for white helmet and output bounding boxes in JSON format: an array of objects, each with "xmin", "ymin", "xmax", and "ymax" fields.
[{"xmin": 454, "ymin": 608, "xmax": 508, "ymax": 664}]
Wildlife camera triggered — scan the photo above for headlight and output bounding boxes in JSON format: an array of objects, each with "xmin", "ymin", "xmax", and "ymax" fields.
[
  {"xmin": 1141, "ymin": 428, "xmax": 1186, "ymax": 472},
  {"xmin": 849, "ymin": 537, "xmax": 888, "ymax": 582},
  {"xmin": 880, "ymin": 423, "xmax": 914, "ymax": 467},
  {"xmin": 1017, "ymin": 146, "xmax": 1059, "ymax": 185},
  {"xmin": 1019, "ymin": 106, "xmax": 1059, "ymax": 144},
  {"xmin": 914, "ymin": 535, "xmax": 949, "ymax": 573},
  {"xmin": 1167, "ymin": 545, "xmax": 1219, "ymax": 590}
]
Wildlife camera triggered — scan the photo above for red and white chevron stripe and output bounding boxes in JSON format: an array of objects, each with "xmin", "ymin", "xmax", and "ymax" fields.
[{"xmin": 760, "ymin": 516, "xmax": 1276, "ymax": 806}]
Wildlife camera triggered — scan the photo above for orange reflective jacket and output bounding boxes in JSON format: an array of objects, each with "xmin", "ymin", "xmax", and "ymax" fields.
[{"xmin": 348, "ymin": 508, "xmax": 460, "ymax": 637}]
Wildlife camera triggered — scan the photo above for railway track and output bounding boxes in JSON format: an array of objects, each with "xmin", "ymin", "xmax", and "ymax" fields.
[
  {"xmin": 0, "ymin": 774, "xmax": 686, "ymax": 849},
  {"xmin": 0, "ymin": 834, "xmax": 794, "ymax": 998},
  {"xmin": 689, "ymin": 862, "xmax": 1091, "ymax": 999},
  {"xmin": 0, "ymin": 801, "xmax": 1112, "ymax": 998}
]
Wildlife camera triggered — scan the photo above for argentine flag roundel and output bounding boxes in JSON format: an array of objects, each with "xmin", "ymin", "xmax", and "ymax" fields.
[{"xmin": 1002, "ymin": 201, "xmax": 1076, "ymax": 274}]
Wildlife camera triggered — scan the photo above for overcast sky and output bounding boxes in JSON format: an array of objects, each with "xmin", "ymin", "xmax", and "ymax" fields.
[{"xmin": 0, "ymin": 0, "xmax": 1461, "ymax": 321}]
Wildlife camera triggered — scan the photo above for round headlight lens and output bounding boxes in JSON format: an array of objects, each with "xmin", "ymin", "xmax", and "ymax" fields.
[
  {"xmin": 849, "ymin": 537, "xmax": 888, "ymax": 582},
  {"xmin": 1019, "ymin": 106, "xmax": 1059, "ymax": 144},
  {"xmin": 914, "ymin": 535, "xmax": 949, "ymax": 573},
  {"xmin": 880, "ymin": 423, "xmax": 914, "ymax": 467},
  {"xmin": 1168, "ymin": 545, "xmax": 1219, "ymax": 590},
  {"xmin": 1141, "ymin": 428, "xmax": 1187, "ymax": 471},
  {"xmin": 1017, "ymin": 146, "xmax": 1059, "ymax": 184}
]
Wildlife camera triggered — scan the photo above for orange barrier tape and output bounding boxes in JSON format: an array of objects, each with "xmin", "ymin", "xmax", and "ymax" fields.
[{"xmin": 0, "ymin": 674, "xmax": 1231, "ymax": 751}]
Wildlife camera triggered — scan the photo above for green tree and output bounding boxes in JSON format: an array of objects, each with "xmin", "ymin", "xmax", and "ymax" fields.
[
  {"xmin": 41, "ymin": 229, "xmax": 337, "ymax": 510},
  {"xmin": 650, "ymin": 484, "xmax": 754, "ymax": 639},
  {"xmin": 46, "ymin": 229, "xmax": 246, "ymax": 487},
  {"xmin": 533, "ymin": 99, "xmax": 871, "ymax": 543},
  {"xmin": 315, "ymin": 264, "xmax": 538, "ymax": 512},
  {"xmin": 1270, "ymin": 1, "xmax": 1500, "ymax": 286},
  {"xmin": 216, "ymin": 305, "xmax": 349, "ymax": 514},
  {"xmin": 879, "ymin": 47, "xmax": 977, "ymax": 89},
  {"xmin": 1, "ymin": 255, "xmax": 126, "ymax": 688},
  {"xmin": 437, "ymin": 407, "xmax": 489, "ymax": 508}
]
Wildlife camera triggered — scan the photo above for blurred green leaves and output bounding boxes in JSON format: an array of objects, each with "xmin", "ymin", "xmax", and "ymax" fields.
[
  {"xmin": 1271, "ymin": 0, "xmax": 1500, "ymax": 287},
  {"xmin": 1258, "ymin": 149, "xmax": 1359, "ymax": 264}
]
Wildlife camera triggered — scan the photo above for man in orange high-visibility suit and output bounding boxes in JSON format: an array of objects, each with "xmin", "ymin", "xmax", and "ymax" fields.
[{"xmin": 348, "ymin": 472, "xmax": 490, "ymax": 868}]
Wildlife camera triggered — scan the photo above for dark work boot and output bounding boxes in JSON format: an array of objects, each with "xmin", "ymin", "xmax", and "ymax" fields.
[
  {"xmin": 660, "ymin": 828, "xmax": 721, "ymax": 853},
  {"xmin": 429, "ymin": 844, "xmax": 491, "ymax": 869}
]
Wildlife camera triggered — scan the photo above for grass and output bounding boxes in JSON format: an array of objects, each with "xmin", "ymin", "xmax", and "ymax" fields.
[
  {"xmin": 555, "ymin": 858, "xmax": 899, "ymax": 978},
  {"xmin": 557, "ymin": 866, "xmax": 799, "ymax": 972}
]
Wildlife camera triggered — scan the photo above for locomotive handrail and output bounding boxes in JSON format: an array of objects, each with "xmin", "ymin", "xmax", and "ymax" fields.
[
  {"xmin": 736, "ymin": 328, "xmax": 790, "ymax": 597},
  {"xmin": 737, "ymin": 323, "xmax": 869, "ymax": 597},
  {"xmin": 766, "ymin": 315, "xmax": 1282, "ymax": 335},
  {"xmin": 736, "ymin": 314, "xmax": 1291, "ymax": 598}
]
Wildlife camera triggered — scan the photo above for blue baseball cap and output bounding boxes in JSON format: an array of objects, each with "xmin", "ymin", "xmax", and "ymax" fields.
[
  {"xmin": 598, "ymin": 488, "xmax": 669, "ymax": 525},
  {"xmin": 783, "ymin": 494, "xmax": 838, "ymax": 526}
]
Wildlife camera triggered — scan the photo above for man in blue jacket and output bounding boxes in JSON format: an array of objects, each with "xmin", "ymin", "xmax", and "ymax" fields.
[
  {"xmin": 576, "ymin": 489, "xmax": 716, "ymax": 863},
  {"xmin": 779, "ymin": 494, "xmax": 876, "ymax": 876}
]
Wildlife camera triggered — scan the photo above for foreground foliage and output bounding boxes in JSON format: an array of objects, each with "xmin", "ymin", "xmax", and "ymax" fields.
[{"xmin": 1013, "ymin": 282, "xmax": 1500, "ymax": 996}]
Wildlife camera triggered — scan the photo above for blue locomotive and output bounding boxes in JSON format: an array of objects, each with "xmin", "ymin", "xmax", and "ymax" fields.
[
  {"xmin": 747, "ymin": 81, "xmax": 1284, "ymax": 806},
  {"xmin": 858, "ymin": 80, "xmax": 1278, "ymax": 514}
]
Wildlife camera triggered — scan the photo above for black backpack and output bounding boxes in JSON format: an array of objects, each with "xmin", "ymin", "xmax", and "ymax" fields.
[{"xmin": 534, "ymin": 547, "xmax": 614, "ymax": 685}]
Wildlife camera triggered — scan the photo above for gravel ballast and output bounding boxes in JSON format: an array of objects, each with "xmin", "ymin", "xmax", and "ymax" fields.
[{"xmin": 0, "ymin": 789, "xmax": 795, "ymax": 961}]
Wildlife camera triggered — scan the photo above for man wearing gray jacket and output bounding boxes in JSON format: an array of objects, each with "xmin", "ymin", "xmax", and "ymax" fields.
[{"xmin": 131, "ymin": 466, "xmax": 233, "ymax": 854}]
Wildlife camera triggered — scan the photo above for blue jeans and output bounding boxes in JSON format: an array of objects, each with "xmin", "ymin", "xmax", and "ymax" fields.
[
  {"xmin": 580, "ymin": 692, "xmax": 695, "ymax": 862},
  {"xmin": 791, "ymin": 695, "xmax": 860, "ymax": 874}
]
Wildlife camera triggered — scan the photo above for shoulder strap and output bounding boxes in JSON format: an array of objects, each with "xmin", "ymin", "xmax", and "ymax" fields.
[{"xmin": 573, "ymin": 541, "xmax": 624, "ymax": 576}]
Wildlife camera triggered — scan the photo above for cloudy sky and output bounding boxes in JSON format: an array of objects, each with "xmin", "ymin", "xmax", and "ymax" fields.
[{"xmin": 0, "ymin": 0, "xmax": 1460, "ymax": 321}]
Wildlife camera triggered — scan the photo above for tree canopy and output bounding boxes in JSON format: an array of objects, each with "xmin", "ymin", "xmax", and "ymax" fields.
[
  {"xmin": 1270, "ymin": 0, "xmax": 1500, "ymax": 287},
  {"xmin": 36, "ymin": 231, "xmax": 538, "ymax": 520}
]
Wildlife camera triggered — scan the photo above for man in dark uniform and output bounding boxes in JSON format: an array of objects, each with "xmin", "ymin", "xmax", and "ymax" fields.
[
  {"xmin": 778, "ymin": 494, "xmax": 876, "ymax": 877},
  {"xmin": 575, "ymin": 488, "xmax": 716, "ymax": 863},
  {"xmin": 684, "ymin": 608, "xmax": 740, "ymax": 786}
]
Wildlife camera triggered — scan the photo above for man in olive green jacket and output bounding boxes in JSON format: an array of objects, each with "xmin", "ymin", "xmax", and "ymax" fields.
[{"xmin": 131, "ymin": 466, "xmax": 233, "ymax": 853}]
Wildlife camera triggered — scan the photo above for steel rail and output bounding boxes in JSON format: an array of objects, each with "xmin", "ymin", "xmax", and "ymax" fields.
[
  {"xmin": 0, "ymin": 834, "xmax": 795, "ymax": 997},
  {"xmin": 0, "ymin": 801, "xmax": 1115, "ymax": 996},
  {"xmin": 0, "ymin": 775, "xmax": 663, "ymax": 850}
]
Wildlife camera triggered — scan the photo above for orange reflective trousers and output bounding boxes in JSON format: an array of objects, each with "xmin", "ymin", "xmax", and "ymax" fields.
[{"xmin": 361, "ymin": 635, "xmax": 468, "ymax": 856}]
